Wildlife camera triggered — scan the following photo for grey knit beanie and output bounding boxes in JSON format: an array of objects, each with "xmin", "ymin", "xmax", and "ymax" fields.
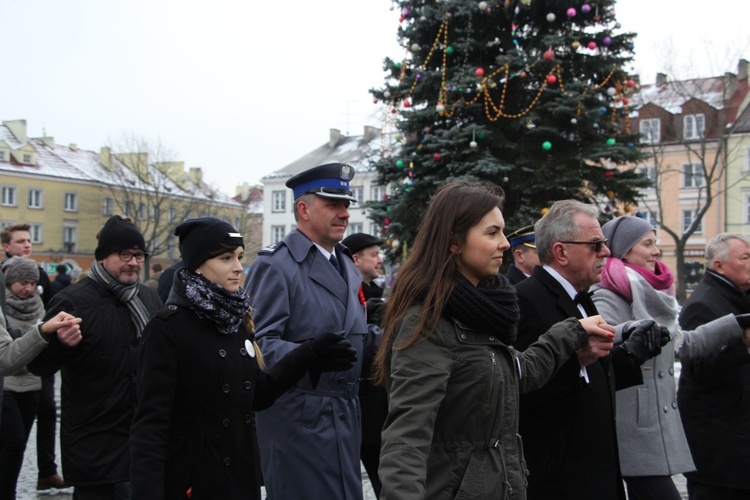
[
  {"xmin": 601, "ymin": 216, "xmax": 656, "ymax": 259},
  {"xmin": 2, "ymin": 255, "xmax": 40, "ymax": 286}
]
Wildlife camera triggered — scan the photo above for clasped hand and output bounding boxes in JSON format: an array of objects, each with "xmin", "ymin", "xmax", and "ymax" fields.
[
  {"xmin": 41, "ymin": 311, "xmax": 83, "ymax": 347},
  {"xmin": 576, "ymin": 315, "xmax": 615, "ymax": 367}
]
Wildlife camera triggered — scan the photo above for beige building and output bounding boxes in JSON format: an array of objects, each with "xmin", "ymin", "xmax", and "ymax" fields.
[
  {"xmin": 630, "ymin": 60, "xmax": 750, "ymax": 293},
  {"xmin": 0, "ymin": 119, "xmax": 246, "ymax": 278}
]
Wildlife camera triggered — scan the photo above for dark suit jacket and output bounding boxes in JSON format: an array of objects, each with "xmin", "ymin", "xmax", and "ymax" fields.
[
  {"xmin": 505, "ymin": 263, "xmax": 528, "ymax": 285},
  {"xmin": 678, "ymin": 270, "xmax": 750, "ymax": 490},
  {"xmin": 513, "ymin": 266, "xmax": 641, "ymax": 500}
]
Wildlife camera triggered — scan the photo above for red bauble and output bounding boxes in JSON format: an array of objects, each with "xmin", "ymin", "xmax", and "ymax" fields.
[
  {"xmin": 543, "ymin": 48, "xmax": 555, "ymax": 62},
  {"xmin": 383, "ymin": 218, "xmax": 391, "ymax": 227},
  {"xmin": 605, "ymin": 170, "xmax": 614, "ymax": 178},
  {"xmin": 546, "ymin": 74, "xmax": 557, "ymax": 85},
  {"xmin": 627, "ymin": 79, "xmax": 636, "ymax": 88},
  {"xmin": 475, "ymin": 67, "xmax": 485, "ymax": 77},
  {"xmin": 433, "ymin": 152, "xmax": 442, "ymax": 161},
  {"xmin": 403, "ymin": 99, "xmax": 411, "ymax": 108}
]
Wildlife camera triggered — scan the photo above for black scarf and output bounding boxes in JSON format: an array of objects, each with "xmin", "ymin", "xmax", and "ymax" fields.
[
  {"xmin": 175, "ymin": 268, "xmax": 251, "ymax": 335},
  {"xmin": 88, "ymin": 261, "xmax": 152, "ymax": 338},
  {"xmin": 443, "ymin": 273, "xmax": 519, "ymax": 345}
]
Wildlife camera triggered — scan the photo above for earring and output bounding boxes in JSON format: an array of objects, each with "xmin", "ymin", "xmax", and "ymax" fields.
[{"xmin": 196, "ymin": 270, "xmax": 202, "ymax": 275}]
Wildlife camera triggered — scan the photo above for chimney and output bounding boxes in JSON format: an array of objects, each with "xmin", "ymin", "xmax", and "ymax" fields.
[
  {"xmin": 329, "ymin": 128, "xmax": 341, "ymax": 148},
  {"xmin": 100, "ymin": 146, "xmax": 113, "ymax": 171},
  {"xmin": 363, "ymin": 125, "xmax": 380, "ymax": 143},
  {"xmin": 38, "ymin": 136, "xmax": 55, "ymax": 148},
  {"xmin": 724, "ymin": 71, "xmax": 738, "ymax": 99},
  {"xmin": 738, "ymin": 59, "xmax": 749, "ymax": 81},
  {"xmin": 188, "ymin": 167, "xmax": 203, "ymax": 185},
  {"xmin": 69, "ymin": 144, "xmax": 78, "ymax": 151},
  {"xmin": 3, "ymin": 119, "xmax": 27, "ymax": 143},
  {"xmin": 656, "ymin": 72, "xmax": 668, "ymax": 86}
]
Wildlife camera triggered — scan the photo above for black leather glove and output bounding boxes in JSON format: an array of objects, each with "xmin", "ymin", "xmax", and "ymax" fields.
[
  {"xmin": 735, "ymin": 314, "xmax": 750, "ymax": 329},
  {"xmin": 619, "ymin": 319, "xmax": 664, "ymax": 364},
  {"xmin": 366, "ymin": 298, "xmax": 385, "ymax": 327},
  {"xmin": 307, "ymin": 332, "xmax": 358, "ymax": 372}
]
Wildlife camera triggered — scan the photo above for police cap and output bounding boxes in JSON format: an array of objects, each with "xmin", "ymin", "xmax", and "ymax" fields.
[
  {"xmin": 286, "ymin": 162, "xmax": 357, "ymax": 202},
  {"xmin": 507, "ymin": 225, "xmax": 536, "ymax": 249}
]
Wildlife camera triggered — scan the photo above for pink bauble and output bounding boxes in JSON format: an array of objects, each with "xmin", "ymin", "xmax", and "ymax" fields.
[
  {"xmin": 567, "ymin": 7, "xmax": 576, "ymax": 17},
  {"xmin": 588, "ymin": 41, "xmax": 597, "ymax": 50}
]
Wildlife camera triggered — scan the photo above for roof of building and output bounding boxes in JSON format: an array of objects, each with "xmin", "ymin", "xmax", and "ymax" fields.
[{"xmin": 633, "ymin": 76, "xmax": 728, "ymax": 114}]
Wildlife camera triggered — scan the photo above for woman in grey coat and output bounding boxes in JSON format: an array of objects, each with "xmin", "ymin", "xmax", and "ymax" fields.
[
  {"xmin": 374, "ymin": 183, "xmax": 618, "ymax": 500},
  {"xmin": 592, "ymin": 216, "xmax": 748, "ymax": 500}
]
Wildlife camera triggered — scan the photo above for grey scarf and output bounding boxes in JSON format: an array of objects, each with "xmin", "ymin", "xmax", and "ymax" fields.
[
  {"xmin": 88, "ymin": 261, "xmax": 152, "ymax": 337},
  {"xmin": 4, "ymin": 286, "xmax": 45, "ymax": 322}
]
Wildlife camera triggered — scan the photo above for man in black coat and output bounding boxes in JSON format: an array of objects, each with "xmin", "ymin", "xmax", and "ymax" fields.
[
  {"xmin": 505, "ymin": 224, "xmax": 539, "ymax": 285},
  {"xmin": 513, "ymin": 200, "xmax": 656, "ymax": 500},
  {"xmin": 678, "ymin": 233, "xmax": 750, "ymax": 499},
  {"xmin": 28, "ymin": 216, "xmax": 163, "ymax": 499}
]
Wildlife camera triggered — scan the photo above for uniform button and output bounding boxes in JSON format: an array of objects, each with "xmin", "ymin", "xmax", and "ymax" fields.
[
  {"xmin": 460, "ymin": 334, "xmax": 467, "ymax": 340},
  {"xmin": 489, "ymin": 336, "xmax": 495, "ymax": 341},
  {"xmin": 168, "ymin": 305, "xmax": 177, "ymax": 310},
  {"xmin": 672, "ymin": 401, "xmax": 678, "ymax": 409},
  {"xmin": 720, "ymin": 345, "xmax": 728, "ymax": 352},
  {"xmin": 219, "ymin": 349, "xmax": 227, "ymax": 358},
  {"xmin": 223, "ymin": 384, "xmax": 230, "ymax": 393},
  {"xmin": 244, "ymin": 381, "xmax": 252, "ymax": 390},
  {"xmin": 223, "ymin": 457, "xmax": 231, "ymax": 466},
  {"xmin": 223, "ymin": 418, "xmax": 230, "ymax": 428},
  {"xmin": 244, "ymin": 414, "xmax": 252, "ymax": 423},
  {"xmin": 663, "ymin": 406, "xmax": 668, "ymax": 413},
  {"xmin": 658, "ymin": 370, "xmax": 664, "ymax": 378},
  {"xmin": 240, "ymin": 348, "xmax": 247, "ymax": 356},
  {"xmin": 669, "ymin": 367, "xmax": 675, "ymax": 376}
]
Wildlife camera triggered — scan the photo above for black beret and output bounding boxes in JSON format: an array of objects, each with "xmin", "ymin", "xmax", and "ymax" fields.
[
  {"xmin": 341, "ymin": 233, "xmax": 384, "ymax": 254},
  {"xmin": 95, "ymin": 215, "xmax": 146, "ymax": 260},
  {"xmin": 174, "ymin": 217, "xmax": 244, "ymax": 271},
  {"xmin": 507, "ymin": 224, "xmax": 536, "ymax": 249},
  {"xmin": 286, "ymin": 163, "xmax": 357, "ymax": 202}
]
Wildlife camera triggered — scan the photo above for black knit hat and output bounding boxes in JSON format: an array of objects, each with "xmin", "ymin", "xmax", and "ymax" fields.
[
  {"xmin": 95, "ymin": 216, "xmax": 147, "ymax": 260},
  {"xmin": 174, "ymin": 217, "xmax": 244, "ymax": 271}
]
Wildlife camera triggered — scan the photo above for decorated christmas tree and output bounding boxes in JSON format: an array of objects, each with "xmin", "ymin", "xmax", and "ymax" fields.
[{"xmin": 369, "ymin": 0, "xmax": 649, "ymax": 260}]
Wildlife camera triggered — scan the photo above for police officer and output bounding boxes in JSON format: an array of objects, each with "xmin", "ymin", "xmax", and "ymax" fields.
[
  {"xmin": 244, "ymin": 163, "xmax": 373, "ymax": 499},
  {"xmin": 505, "ymin": 224, "xmax": 539, "ymax": 285}
]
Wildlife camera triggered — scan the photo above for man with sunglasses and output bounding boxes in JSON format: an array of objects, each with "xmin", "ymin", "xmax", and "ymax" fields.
[
  {"xmin": 29, "ymin": 215, "xmax": 162, "ymax": 500},
  {"xmin": 512, "ymin": 200, "xmax": 664, "ymax": 500}
]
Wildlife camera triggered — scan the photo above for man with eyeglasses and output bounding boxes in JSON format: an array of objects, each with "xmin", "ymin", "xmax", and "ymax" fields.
[
  {"xmin": 29, "ymin": 215, "xmax": 162, "ymax": 500},
  {"xmin": 512, "ymin": 200, "xmax": 664, "ymax": 500}
]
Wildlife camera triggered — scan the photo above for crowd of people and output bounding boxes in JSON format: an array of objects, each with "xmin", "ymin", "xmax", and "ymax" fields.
[{"xmin": 1, "ymin": 162, "xmax": 749, "ymax": 500}]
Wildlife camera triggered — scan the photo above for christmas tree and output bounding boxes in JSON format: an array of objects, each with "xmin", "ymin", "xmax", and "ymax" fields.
[{"xmin": 370, "ymin": 0, "xmax": 649, "ymax": 260}]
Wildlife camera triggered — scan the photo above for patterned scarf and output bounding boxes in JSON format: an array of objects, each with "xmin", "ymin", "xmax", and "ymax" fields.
[
  {"xmin": 4, "ymin": 286, "xmax": 45, "ymax": 322},
  {"xmin": 88, "ymin": 260, "xmax": 152, "ymax": 338},
  {"xmin": 175, "ymin": 268, "xmax": 251, "ymax": 335},
  {"xmin": 443, "ymin": 273, "xmax": 519, "ymax": 345}
]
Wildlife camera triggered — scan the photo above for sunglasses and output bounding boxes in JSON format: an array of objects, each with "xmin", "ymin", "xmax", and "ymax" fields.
[{"xmin": 559, "ymin": 239, "xmax": 608, "ymax": 253}]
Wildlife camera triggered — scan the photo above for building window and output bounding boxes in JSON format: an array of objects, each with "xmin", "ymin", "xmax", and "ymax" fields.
[
  {"xmin": 684, "ymin": 113, "xmax": 705, "ymax": 140},
  {"xmin": 22, "ymin": 154, "xmax": 31, "ymax": 163},
  {"xmin": 745, "ymin": 195, "xmax": 750, "ymax": 224},
  {"xmin": 348, "ymin": 223, "xmax": 363, "ymax": 236},
  {"xmin": 350, "ymin": 185, "xmax": 363, "ymax": 207},
  {"xmin": 234, "ymin": 216, "xmax": 242, "ymax": 229},
  {"xmin": 64, "ymin": 192, "xmax": 78, "ymax": 212},
  {"xmin": 167, "ymin": 235, "xmax": 177, "ymax": 260},
  {"xmin": 682, "ymin": 164, "xmax": 703, "ymax": 188},
  {"xmin": 641, "ymin": 209, "xmax": 659, "ymax": 228},
  {"xmin": 639, "ymin": 118, "xmax": 661, "ymax": 144},
  {"xmin": 63, "ymin": 224, "xmax": 78, "ymax": 252},
  {"xmin": 103, "ymin": 197, "xmax": 114, "ymax": 216},
  {"xmin": 371, "ymin": 185, "xmax": 386, "ymax": 202},
  {"xmin": 682, "ymin": 210, "xmax": 703, "ymax": 234},
  {"xmin": 0, "ymin": 151, "xmax": 5, "ymax": 161},
  {"xmin": 2, "ymin": 186, "xmax": 17, "ymax": 206},
  {"xmin": 370, "ymin": 223, "xmax": 381, "ymax": 238},
  {"xmin": 137, "ymin": 202, "xmax": 147, "ymax": 220},
  {"xmin": 745, "ymin": 147, "xmax": 750, "ymax": 172},
  {"xmin": 272, "ymin": 191, "xmax": 286, "ymax": 213},
  {"xmin": 271, "ymin": 225, "xmax": 286, "ymax": 243},
  {"xmin": 30, "ymin": 224, "xmax": 43, "ymax": 244},
  {"xmin": 168, "ymin": 206, "xmax": 176, "ymax": 223},
  {"xmin": 28, "ymin": 188, "xmax": 43, "ymax": 209},
  {"xmin": 151, "ymin": 205, "xmax": 159, "ymax": 222}
]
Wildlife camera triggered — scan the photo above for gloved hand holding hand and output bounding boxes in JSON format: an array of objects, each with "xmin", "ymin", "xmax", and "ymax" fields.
[
  {"xmin": 307, "ymin": 332, "xmax": 358, "ymax": 372},
  {"xmin": 619, "ymin": 319, "xmax": 665, "ymax": 364},
  {"xmin": 365, "ymin": 298, "xmax": 385, "ymax": 327}
]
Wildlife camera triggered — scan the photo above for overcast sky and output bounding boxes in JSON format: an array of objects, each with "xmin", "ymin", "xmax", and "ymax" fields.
[{"xmin": 1, "ymin": 0, "xmax": 748, "ymax": 195}]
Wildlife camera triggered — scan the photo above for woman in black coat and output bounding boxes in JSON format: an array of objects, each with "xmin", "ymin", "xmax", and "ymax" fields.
[{"xmin": 130, "ymin": 218, "xmax": 356, "ymax": 500}]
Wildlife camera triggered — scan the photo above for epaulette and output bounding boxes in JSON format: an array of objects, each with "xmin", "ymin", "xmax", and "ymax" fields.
[
  {"xmin": 155, "ymin": 305, "xmax": 181, "ymax": 320},
  {"xmin": 258, "ymin": 242, "xmax": 281, "ymax": 255}
]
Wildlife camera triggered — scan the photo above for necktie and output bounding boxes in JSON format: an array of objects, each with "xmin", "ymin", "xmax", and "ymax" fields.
[
  {"xmin": 574, "ymin": 290, "xmax": 595, "ymax": 316},
  {"xmin": 329, "ymin": 253, "xmax": 345, "ymax": 279}
]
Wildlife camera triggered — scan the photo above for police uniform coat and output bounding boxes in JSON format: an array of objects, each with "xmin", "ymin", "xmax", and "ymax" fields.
[
  {"xmin": 678, "ymin": 270, "xmax": 750, "ymax": 491},
  {"xmin": 27, "ymin": 278, "xmax": 163, "ymax": 486},
  {"xmin": 513, "ymin": 266, "xmax": 642, "ymax": 500},
  {"xmin": 130, "ymin": 292, "xmax": 302, "ymax": 500},
  {"xmin": 245, "ymin": 229, "xmax": 370, "ymax": 500}
]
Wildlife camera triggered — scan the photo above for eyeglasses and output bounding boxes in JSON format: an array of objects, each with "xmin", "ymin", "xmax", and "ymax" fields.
[
  {"xmin": 118, "ymin": 251, "xmax": 147, "ymax": 263},
  {"xmin": 559, "ymin": 239, "xmax": 608, "ymax": 253}
]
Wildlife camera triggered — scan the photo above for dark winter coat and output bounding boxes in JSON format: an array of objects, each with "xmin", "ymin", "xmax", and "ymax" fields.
[
  {"xmin": 379, "ymin": 306, "xmax": 592, "ymax": 500},
  {"xmin": 678, "ymin": 270, "xmax": 750, "ymax": 490},
  {"xmin": 505, "ymin": 263, "xmax": 529, "ymax": 285},
  {"xmin": 513, "ymin": 266, "xmax": 642, "ymax": 500},
  {"xmin": 130, "ymin": 291, "xmax": 312, "ymax": 500},
  {"xmin": 27, "ymin": 278, "xmax": 163, "ymax": 486}
]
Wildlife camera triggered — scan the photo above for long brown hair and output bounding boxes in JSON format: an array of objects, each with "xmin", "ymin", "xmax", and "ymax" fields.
[{"xmin": 373, "ymin": 182, "xmax": 504, "ymax": 386}]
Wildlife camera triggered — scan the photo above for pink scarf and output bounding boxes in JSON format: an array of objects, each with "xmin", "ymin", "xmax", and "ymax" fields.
[{"xmin": 599, "ymin": 257, "xmax": 675, "ymax": 301}]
